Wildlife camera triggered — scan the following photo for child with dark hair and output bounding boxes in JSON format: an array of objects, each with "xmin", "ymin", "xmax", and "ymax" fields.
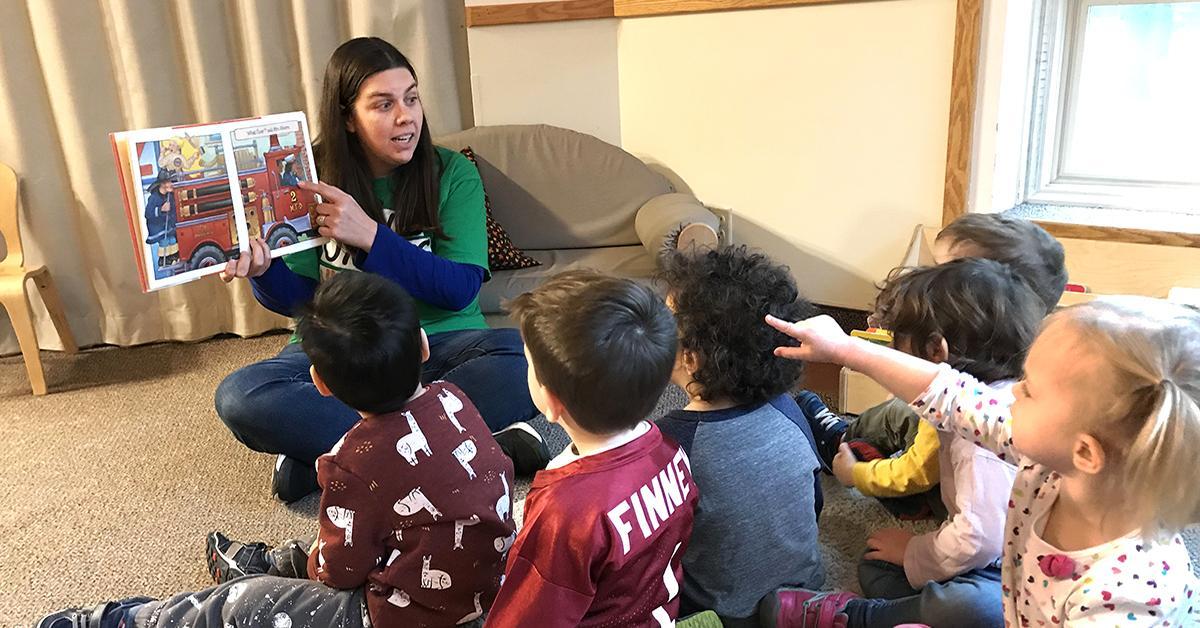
[
  {"xmin": 934, "ymin": 212, "xmax": 1067, "ymax": 314},
  {"xmin": 486, "ymin": 270, "xmax": 699, "ymax": 627},
  {"xmin": 762, "ymin": 257, "xmax": 1044, "ymax": 628},
  {"xmin": 800, "ymin": 214, "xmax": 1068, "ymax": 520},
  {"xmin": 653, "ymin": 246, "xmax": 824, "ymax": 626},
  {"xmin": 38, "ymin": 272, "xmax": 514, "ymax": 628}
]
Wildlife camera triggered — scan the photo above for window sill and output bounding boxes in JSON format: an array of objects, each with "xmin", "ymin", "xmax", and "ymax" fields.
[{"xmin": 1007, "ymin": 203, "xmax": 1200, "ymax": 248}]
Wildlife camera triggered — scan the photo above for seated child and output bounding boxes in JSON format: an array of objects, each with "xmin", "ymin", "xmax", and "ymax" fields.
[
  {"xmin": 762, "ymin": 257, "xmax": 1044, "ymax": 628},
  {"xmin": 767, "ymin": 296, "xmax": 1200, "ymax": 626},
  {"xmin": 801, "ymin": 213, "xmax": 1067, "ymax": 520},
  {"xmin": 486, "ymin": 270, "xmax": 699, "ymax": 627},
  {"xmin": 655, "ymin": 246, "xmax": 824, "ymax": 625},
  {"xmin": 38, "ymin": 272, "xmax": 515, "ymax": 628}
]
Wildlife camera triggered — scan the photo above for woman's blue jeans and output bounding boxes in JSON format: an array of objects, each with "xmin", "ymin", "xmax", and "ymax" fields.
[{"xmin": 214, "ymin": 327, "xmax": 538, "ymax": 463}]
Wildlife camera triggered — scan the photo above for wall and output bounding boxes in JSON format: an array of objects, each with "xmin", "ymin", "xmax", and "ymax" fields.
[
  {"xmin": 464, "ymin": 4, "xmax": 622, "ymax": 146},
  {"xmin": 617, "ymin": 0, "xmax": 957, "ymax": 309},
  {"xmin": 466, "ymin": 0, "xmax": 959, "ymax": 309}
]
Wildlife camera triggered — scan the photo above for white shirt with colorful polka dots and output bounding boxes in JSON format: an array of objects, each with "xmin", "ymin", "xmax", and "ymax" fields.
[{"xmin": 912, "ymin": 365, "xmax": 1197, "ymax": 627}]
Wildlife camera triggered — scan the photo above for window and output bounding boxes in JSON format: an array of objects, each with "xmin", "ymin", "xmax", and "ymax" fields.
[{"xmin": 1019, "ymin": 0, "xmax": 1200, "ymax": 216}]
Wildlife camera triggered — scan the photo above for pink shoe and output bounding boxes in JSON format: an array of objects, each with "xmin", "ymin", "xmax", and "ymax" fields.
[{"xmin": 758, "ymin": 589, "xmax": 860, "ymax": 628}]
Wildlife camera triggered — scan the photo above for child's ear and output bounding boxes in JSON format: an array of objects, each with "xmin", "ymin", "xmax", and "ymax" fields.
[
  {"xmin": 1072, "ymin": 433, "xmax": 1107, "ymax": 476},
  {"xmin": 539, "ymin": 385, "xmax": 569, "ymax": 427},
  {"xmin": 419, "ymin": 329, "xmax": 430, "ymax": 364},
  {"xmin": 925, "ymin": 334, "xmax": 950, "ymax": 364},
  {"xmin": 309, "ymin": 365, "xmax": 334, "ymax": 398},
  {"xmin": 680, "ymin": 349, "xmax": 704, "ymax": 376}
]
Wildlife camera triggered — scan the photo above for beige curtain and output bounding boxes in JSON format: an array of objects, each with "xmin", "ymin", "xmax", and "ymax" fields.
[{"xmin": 0, "ymin": 0, "xmax": 473, "ymax": 355}]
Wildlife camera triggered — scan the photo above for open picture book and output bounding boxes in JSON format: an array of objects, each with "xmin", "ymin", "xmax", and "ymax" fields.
[{"xmin": 110, "ymin": 112, "xmax": 326, "ymax": 292}]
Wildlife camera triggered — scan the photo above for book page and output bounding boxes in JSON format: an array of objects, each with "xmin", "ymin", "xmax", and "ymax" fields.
[
  {"xmin": 227, "ymin": 113, "xmax": 322, "ymax": 259},
  {"xmin": 125, "ymin": 128, "xmax": 231, "ymax": 291},
  {"xmin": 113, "ymin": 112, "xmax": 326, "ymax": 292}
]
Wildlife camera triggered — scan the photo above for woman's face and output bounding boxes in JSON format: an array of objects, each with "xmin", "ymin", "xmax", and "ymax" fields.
[{"xmin": 347, "ymin": 67, "xmax": 424, "ymax": 177}]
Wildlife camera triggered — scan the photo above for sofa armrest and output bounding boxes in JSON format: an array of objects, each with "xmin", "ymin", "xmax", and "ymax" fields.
[{"xmin": 635, "ymin": 193, "xmax": 721, "ymax": 260}]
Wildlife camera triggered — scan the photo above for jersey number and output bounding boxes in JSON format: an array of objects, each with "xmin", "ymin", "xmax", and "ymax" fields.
[{"xmin": 651, "ymin": 542, "xmax": 683, "ymax": 627}]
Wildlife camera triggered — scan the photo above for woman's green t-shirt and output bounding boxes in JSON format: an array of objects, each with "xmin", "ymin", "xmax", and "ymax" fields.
[{"xmin": 283, "ymin": 146, "xmax": 490, "ymax": 336}]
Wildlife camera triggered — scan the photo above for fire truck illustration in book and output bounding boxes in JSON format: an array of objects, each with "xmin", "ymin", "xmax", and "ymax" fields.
[{"xmin": 136, "ymin": 122, "xmax": 318, "ymax": 277}]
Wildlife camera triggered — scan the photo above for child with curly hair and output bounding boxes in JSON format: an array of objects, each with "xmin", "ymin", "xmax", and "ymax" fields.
[{"xmin": 656, "ymin": 246, "xmax": 825, "ymax": 626}]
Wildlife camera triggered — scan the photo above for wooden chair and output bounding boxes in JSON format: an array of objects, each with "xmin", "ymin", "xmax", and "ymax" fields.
[{"xmin": 0, "ymin": 162, "xmax": 77, "ymax": 395}]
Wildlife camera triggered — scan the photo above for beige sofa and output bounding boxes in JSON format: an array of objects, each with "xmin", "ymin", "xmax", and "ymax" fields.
[{"xmin": 436, "ymin": 124, "xmax": 721, "ymax": 325}]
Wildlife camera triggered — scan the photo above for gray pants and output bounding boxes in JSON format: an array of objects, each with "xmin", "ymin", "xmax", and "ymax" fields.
[{"xmin": 132, "ymin": 574, "xmax": 368, "ymax": 628}]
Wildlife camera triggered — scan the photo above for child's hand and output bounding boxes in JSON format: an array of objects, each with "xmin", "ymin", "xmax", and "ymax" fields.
[
  {"xmin": 832, "ymin": 442, "xmax": 857, "ymax": 487},
  {"xmin": 765, "ymin": 314, "xmax": 854, "ymax": 365},
  {"xmin": 865, "ymin": 528, "xmax": 913, "ymax": 566}
]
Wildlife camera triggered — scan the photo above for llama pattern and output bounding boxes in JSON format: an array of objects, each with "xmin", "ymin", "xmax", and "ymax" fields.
[
  {"xmin": 325, "ymin": 506, "xmax": 355, "ymax": 546},
  {"xmin": 393, "ymin": 487, "xmax": 443, "ymax": 520},
  {"xmin": 387, "ymin": 589, "xmax": 410, "ymax": 608},
  {"xmin": 494, "ymin": 530, "xmax": 516, "ymax": 554},
  {"xmin": 421, "ymin": 555, "xmax": 452, "ymax": 590},
  {"xmin": 495, "ymin": 471, "xmax": 511, "ymax": 522},
  {"xmin": 395, "ymin": 412, "xmax": 432, "ymax": 466},
  {"xmin": 452, "ymin": 440, "xmax": 478, "ymax": 479},
  {"xmin": 438, "ymin": 388, "xmax": 466, "ymax": 433},
  {"xmin": 454, "ymin": 515, "xmax": 481, "ymax": 550},
  {"xmin": 314, "ymin": 382, "xmax": 513, "ymax": 625},
  {"xmin": 457, "ymin": 592, "xmax": 484, "ymax": 623}
]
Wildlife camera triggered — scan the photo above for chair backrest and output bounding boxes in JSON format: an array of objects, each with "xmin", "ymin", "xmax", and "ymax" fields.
[
  {"xmin": 0, "ymin": 162, "xmax": 21, "ymax": 269},
  {"xmin": 436, "ymin": 124, "xmax": 673, "ymax": 250}
]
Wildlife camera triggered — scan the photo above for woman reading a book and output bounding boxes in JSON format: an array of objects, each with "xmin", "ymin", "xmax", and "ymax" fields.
[{"xmin": 215, "ymin": 37, "xmax": 547, "ymax": 501}]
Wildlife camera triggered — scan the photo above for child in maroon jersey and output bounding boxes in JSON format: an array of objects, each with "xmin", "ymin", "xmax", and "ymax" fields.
[
  {"xmin": 486, "ymin": 270, "xmax": 700, "ymax": 627},
  {"xmin": 37, "ymin": 272, "xmax": 513, "ymax": 628}
]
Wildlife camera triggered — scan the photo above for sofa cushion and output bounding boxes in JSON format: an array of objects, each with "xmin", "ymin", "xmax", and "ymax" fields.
[
  {"xmin": 459, "ymin": 147, "xmax": 541, "ymax": 271},
  {"xmin": 436, "ymin": 125, "xmax": 674, "ymax": 250},
  {"xmin": 477, "ymin": 246, "xmax": 658, "ymax": 314}
]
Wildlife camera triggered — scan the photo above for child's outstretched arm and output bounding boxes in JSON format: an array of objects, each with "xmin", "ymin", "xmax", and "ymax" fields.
[
  {"xmin": 768, "ymin": 314, "xmax": 1020, "ymax": 462},
  {"xmin": 767, "ymin": 314, "xmax": 941, "ymax": 402}
]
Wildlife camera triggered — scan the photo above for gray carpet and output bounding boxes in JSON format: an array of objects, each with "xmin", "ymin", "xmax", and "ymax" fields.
[{"xmin": 1, "ymin": 336, "xmax": 1194, "ymax": 626}]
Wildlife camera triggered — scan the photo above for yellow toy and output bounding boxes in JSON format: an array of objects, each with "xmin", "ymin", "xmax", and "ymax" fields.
[{"xmin": 851, "ymin": 327, "xmax": 893, "ymax": 346}]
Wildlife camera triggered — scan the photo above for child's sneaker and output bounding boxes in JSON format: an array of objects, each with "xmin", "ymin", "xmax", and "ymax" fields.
[
  {"xmin": 794, "ymin": 391, "xmax": 849, "ymax": 470},
  {"xmin": 271, "ymin": 454, "xmax": 318, "ymax": 503},
  {"xmin": 36, "ymin": 607, "xmax": 96, "ymax": 628},
  {"xmin": 493, "ymin": 421, "xmax": 550, "ymax": 476},
  {"xmin": 206, "ymin": 531, "xmax": 272, "ymax": 584},
  {"xmin": 267, "ymin": 539, "xmax": 310, "ymax": 579},
  {"xmin": 758, "ymin": 588, "xmax": 859, "ymax": 628},
  {"xmin": 36, "ymin": 597, "xmax": 154, "ymax": 628}
]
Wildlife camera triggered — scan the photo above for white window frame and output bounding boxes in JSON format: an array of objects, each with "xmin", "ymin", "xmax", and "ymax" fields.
[{"xmin": 1020, "ymin": 0, "xmax": 1200, "ymax": 214}]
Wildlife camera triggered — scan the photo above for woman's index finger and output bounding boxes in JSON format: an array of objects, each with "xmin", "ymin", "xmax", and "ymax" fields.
[{"xmin": 299, "ymin": 180, "xmax": 344, "ymax": 203}]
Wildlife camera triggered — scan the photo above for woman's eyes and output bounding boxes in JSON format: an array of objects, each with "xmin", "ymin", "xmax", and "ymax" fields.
[{"xmin": 371, "ymin": 96, "xmax": 418, "ymax": 111}]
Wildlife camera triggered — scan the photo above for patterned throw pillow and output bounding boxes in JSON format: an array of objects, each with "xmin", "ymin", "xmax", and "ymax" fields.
[{"xmin": 459, "ymin": 147, "xmax": 541, "ymax": 271}]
